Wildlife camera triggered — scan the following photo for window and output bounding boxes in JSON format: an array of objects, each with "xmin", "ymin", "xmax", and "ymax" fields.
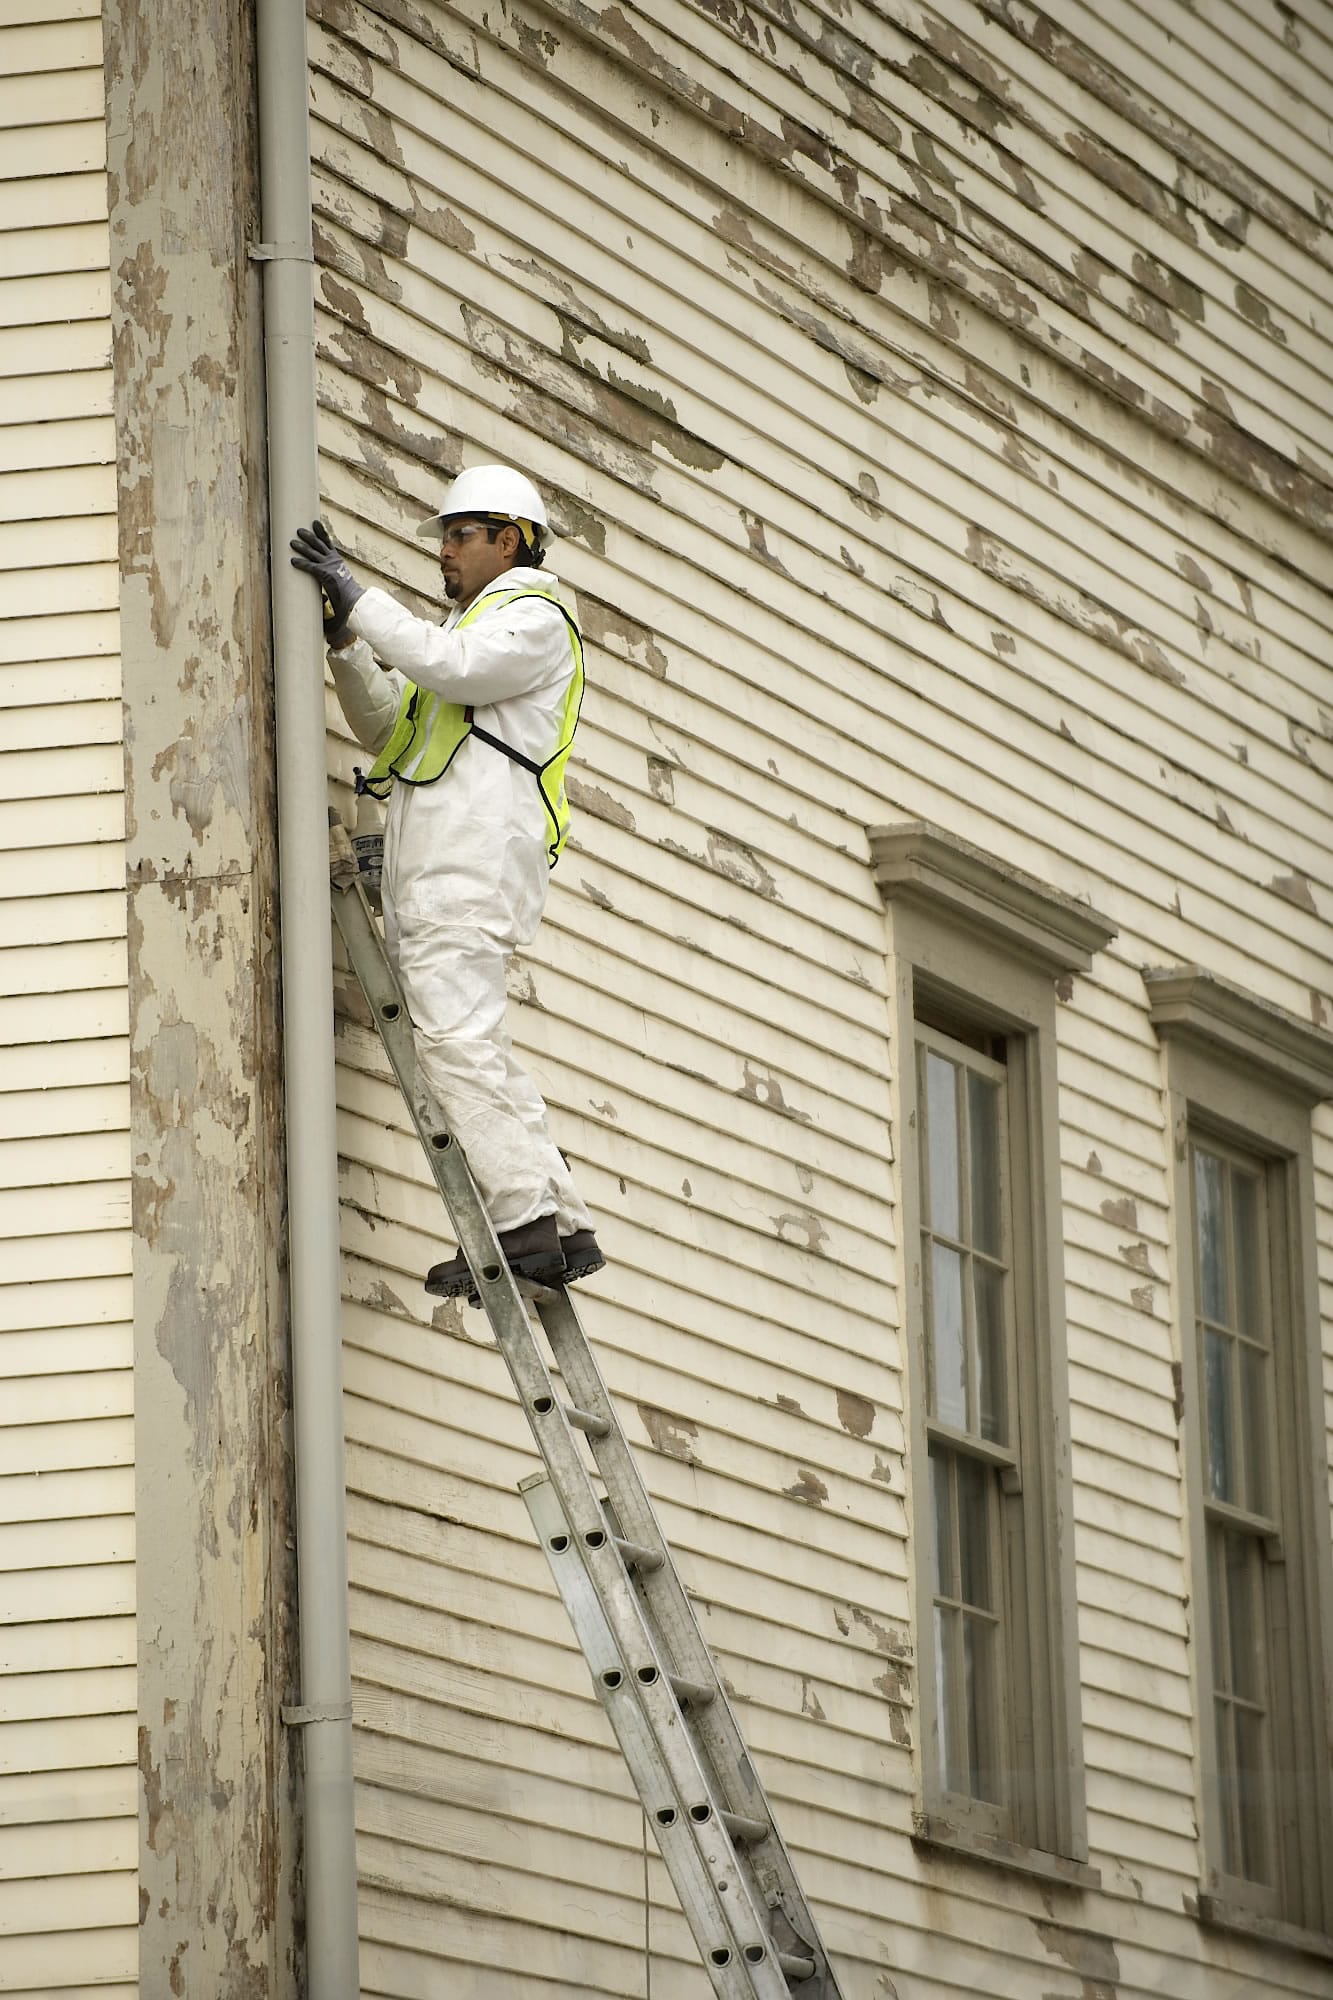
[
  {"xmin": 1149, "ymin": 968, "xmax": 1333, "ymax": 1945},
  {"xmin": 872, "ymin": 822, "xmax": 1115, "ymax": 1880}
]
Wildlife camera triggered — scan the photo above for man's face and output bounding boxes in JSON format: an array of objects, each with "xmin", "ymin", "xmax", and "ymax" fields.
[{"xmin": 438, "ymin": 516, "xmax": 522, "ymax": 607}]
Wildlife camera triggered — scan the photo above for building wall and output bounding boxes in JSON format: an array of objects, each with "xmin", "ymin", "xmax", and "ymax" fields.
[
  {"xmin": 311, "ymin": 0, "xmax": 1333, "ymax": 1995},
  {"xmin": 0, "ymin": 2, "xmax": 138, "ymax": 1990}
]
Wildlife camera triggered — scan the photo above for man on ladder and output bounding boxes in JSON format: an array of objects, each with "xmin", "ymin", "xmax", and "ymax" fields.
[
  {"xmin": 291, "ymin": 465, "xmax": 604, "ymax": 1300},
  {"xmin": 304, "ymin": 476, "xmax": 849, "ymax": 2000}
]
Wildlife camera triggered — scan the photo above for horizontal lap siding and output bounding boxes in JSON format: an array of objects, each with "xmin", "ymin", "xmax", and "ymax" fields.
[
  {"xmin": 313, "ymin": 0, "xmax": 1333, "ymax": 1993},
  {"xmin": 0, "ymin": 6, "xmax": 135, "ymax": 1994}
]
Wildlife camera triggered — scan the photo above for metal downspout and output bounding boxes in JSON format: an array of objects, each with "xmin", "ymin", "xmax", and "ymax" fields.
[{"xmin": 254, "ymin": 1, "xmax": 361, "ymax": 1991}]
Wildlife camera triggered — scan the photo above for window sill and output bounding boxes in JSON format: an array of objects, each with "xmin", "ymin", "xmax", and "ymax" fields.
[
  {"xmin": 912, "ymin": 1813, "xmax": 1100, "ymax": 1892},
  {"xmin": 1194, "ymin": 1893, "xmax": 1333, "ymax": 1964}
]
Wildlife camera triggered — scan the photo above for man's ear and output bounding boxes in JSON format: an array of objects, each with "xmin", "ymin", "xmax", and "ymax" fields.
[{"xmin": 499, "ymin": 522, "xmax": 523, "ymax": 565}]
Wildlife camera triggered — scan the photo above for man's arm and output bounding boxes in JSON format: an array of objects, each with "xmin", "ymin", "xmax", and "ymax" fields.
[
  {"xmin": 326, "ymin": 636, "xmax": 403, "ymax": 755},
  {"xmin": 287, "ymin": 521, "xmax": 407, "ymax": 753},
  {"xmin": 345, "ymin": 587, "xmax": 571, "ymax": 706},
  {"xmin": 289, "ymin": 518, "xmax": 569, "ymax": 712}
]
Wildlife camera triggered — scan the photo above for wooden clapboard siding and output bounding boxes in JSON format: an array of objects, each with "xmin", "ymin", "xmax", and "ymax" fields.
[
  {"xmin": 313, "ymin": 0, "xmax": 1333, "ymax": 1992},
  {"xmin": 0, "ymin": 3, "xmax": 136, "ymax": 1993}
]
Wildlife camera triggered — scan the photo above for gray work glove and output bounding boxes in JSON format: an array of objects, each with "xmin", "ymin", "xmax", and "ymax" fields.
[{"xmin": 289, "ymin": 520, "xmax": 365, "ymax": 647}]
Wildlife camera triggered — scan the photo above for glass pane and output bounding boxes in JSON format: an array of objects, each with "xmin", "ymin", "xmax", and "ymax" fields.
[
  {"xmin": 1215, "ymin": 1695, "xmax": 1242, "ymax": 1877},
  {"xmin": 930, "ymin": 1243, "xmax": 967, "ymax": 1429},
  {"xmin": 1208, "ymin": 1525, "xmax": 1230, "ymax": 1694},
  {"xmin": 956, "ymin": 1454, "xmax": 992, "ymax": 1610},
  {"xmin": 925, "ymin": 1051, "xmax": 961, "ymax": 1240},
  {"xmin": 1194, "ymin": 1147, "xmax": 1229, "ymax": 1326},
  {"xmin": 1230, "ymin": 1169, "xmax": 1264, "ymax": 1340},
  {"xmin": 1234, "ymin": 1704, "xmax": 1272, "ymax": 1886},
  {"xmin": 1205, "ymin": 1329, "xmax": 1235, "ymax": 1504},
  {"xmin": 1241, "ymin": 1343, "xmax": 1270, "ymax": 1519},
  {"xmin": 964, "ymin": 1615, "xmax": 1003, "ymax": 1804},
  {"xmin": 967, "ymin": 1070, "xmax": 1003, "ymax": 1256},
  {"xmin": 974, "ymin": 1260, "xmax": 1007, "ymax": 1445},
  {"xmin": 1225, "ymin": 1532, "xmax": 1265, "ymax": 1706},
  {"xmin": 931, "ymin": 1448, "xmax": 955, "ymax": 1598},
  {"xmin": 935, "ymin": 1605, "xmax": 960, "ymax": 1793}
]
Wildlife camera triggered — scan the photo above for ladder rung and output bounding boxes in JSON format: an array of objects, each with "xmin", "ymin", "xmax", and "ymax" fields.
[
  {"xmin": 564, "ymin": 1402, "xmax": 611, "ymax": 1438},
  {"xmin": 514, "ymin": 1274, "xmax": 561, "ymax": 1301},
  {"xmin": 610, "ymin": 1533, "xmax": 664, "ymax": 1573},
  {"xmin": 777, "ymin": 1951, "xmax": 816, "ymax": 1983},
  {"xmin": 719, "ymin": 1807, "xmax": 768, "ymax": 1845},
  {"xmin": 668, "ymin": 1672, "xmax": 716, "ymax": 1710}
]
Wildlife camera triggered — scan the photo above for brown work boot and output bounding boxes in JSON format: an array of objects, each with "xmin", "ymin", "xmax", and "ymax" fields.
[
  {"xmin": 425, "ymin": 1213, "xmax": 564, "ymax": 1299},
  {"xmin": 559, "ymin": 1228, "xmax": 605, "ymax": 1284}
]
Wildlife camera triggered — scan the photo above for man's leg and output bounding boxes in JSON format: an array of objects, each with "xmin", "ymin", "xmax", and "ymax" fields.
[
  {"xmin": 395, "ymin": 921, "xmax": 556, "ymax": 1228},
  {"xmin": 391, "ymin": 917, "xmax": 604, "ymax": 1292},
  {"xmin": 493, "ymin": 1030, "xmax": 605, "ymax": 1283},
  {"xmin": 493, "ymin": 1023, "xmax": 595, "ymax": 1236}
]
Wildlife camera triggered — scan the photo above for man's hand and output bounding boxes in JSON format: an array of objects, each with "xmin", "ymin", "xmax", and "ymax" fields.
[{"xmin": 290, "ymin": 520, "xmax": 365, "ymax": 647}]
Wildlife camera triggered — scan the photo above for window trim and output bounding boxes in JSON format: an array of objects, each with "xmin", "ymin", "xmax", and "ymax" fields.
[
  {"xmin": 873, "ymin": 822, "xmax": 1115, "ymax": 1873},
  {"xmin": 1148, "ymin": 966, "xmax": 1333, "ymax": 1938}
]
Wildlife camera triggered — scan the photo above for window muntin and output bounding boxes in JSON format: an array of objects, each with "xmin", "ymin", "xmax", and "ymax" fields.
[
  {"xmin": 918, "ymin": 1023, "xmax": 1019, "ymax": 1822},
  {"xmin": 1191, "ymin": 1134, "xmax": 1283, "ymax": 1901}
]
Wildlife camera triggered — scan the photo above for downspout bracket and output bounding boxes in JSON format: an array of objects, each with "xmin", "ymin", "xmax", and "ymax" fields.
[
  {"xmin": 281, "ymin": 1702, "xmax": 354, "ymax": 1727},
  {"xmin": 249, "ymin": 241, "xmax": 315, "ymax": 263}
]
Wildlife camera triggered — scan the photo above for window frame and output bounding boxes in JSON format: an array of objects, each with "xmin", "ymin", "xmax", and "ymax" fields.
[
  {"xmin": 873, "ymin": 822, "xmax": 1115, "ymax": 1878},
  {"xmin": 1149, "ymin": 967, "xmax": 1333, "ymax": 1943}
]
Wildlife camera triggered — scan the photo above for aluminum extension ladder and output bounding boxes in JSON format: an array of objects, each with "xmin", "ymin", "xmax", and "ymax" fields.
[{"xmin": 330, "ymin": 846, "xmax": 847, "ymax": 2000}]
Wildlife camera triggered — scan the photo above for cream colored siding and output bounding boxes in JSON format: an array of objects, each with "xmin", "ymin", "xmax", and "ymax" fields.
[
  {"xmin": 313, "ymin": 0, "xmax": 1332, "ymax": 1991},
  {"xmin": 0, "ymin": 3, "xmax": 136, "ymax": 1992}
]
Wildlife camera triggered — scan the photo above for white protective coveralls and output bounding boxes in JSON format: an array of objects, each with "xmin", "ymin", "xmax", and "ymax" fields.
[{"xmin": 329, "ymin": 569, "xmax": 594, "ymax": 1237}]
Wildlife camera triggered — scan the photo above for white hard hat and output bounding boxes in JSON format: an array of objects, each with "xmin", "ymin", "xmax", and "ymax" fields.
[{"xmin": 415, "ymin": 464, "xmax": 551, "ymax": 544}]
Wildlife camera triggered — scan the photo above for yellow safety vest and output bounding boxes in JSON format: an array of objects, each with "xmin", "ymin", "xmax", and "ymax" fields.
[{"xmin": 364, "ymin": 586, "xmax": 584, "ymax": 866}]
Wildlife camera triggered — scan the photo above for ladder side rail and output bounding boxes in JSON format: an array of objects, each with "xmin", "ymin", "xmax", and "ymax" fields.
[
  {"xmin": 539, "ymin": 1289, "xmax": 765, "ymax": 1777},
  {"xmin": 334, "ymin": 877, "xmax": 796, "ymax": 1972},
  {"xmin": 522, "ymin": 1477, "xmax": 793, "ymax": 2000},
  {"xmin": 538, "ymin": 1289, "xmax": 744, "ymax": 1698},
  {"xmin": 538, "ymin": 1289, "xmax": 843, "ymax": 1965}
]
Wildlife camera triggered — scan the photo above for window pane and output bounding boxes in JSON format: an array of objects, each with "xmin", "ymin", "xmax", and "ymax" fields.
[
  {"xmin": 1230, "ymin": 1169, "xmax": 1264, "ymax": 1340},
  {"xmin": 974, "ymin": 1260, "xmax": 1007, "ymax": 1445},
  {"xmin": 1234, "ymin": 1704, "xmax": 1273, "ymax": 1886},
  {"xmin": 1212, "ymin": 1527, "xmax": 1275, "ymax": 1890},
  {"xmin": 967, "ymin": 1070, "xmax": 1003, "ymax": 1256},
  {"xmin": 1208, "ymin": 1524, "xmax": 1230, "ymax": 1693},
  {"xmin": 1205, "ymin": 1328, "xmax": 1235, "ymax": 1504},
  {"xmin": 1215, "ymin": 1696, "xmax": 1242, "ymax": 1878},
  {"xmin": 956, "ymin": 1453, "xmax": 992, "ymax": 1611},
  {"xmin": 1241, "ymin": 1343, "xmax": 1270, "ymax": 1519},
  {"xmin": 964, "ymin": 1616, "xmax": 1004, "ymax": 1804},
  {"xmin": 1225, "ymin": 1532, "xmax": 1265, "ymax": 1706},
  {"xmin": 936, "ymin": 1604, "xmax": 960, "ymax": 1794},
  {"xmin": 1194, "ymin": 1146, "xmax": 1229, "ymax": 1325},
  {"xmin": 925, "ymin": 1051, "xmax": 961, "ymax": 1239},
  {"xmin": 930, "ymin": 1243, "xmax": 967, "ymax": 1429},
  {"xmin": 931, "ymin": 1448, "xmax": 956, "ymax": 1598}
]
